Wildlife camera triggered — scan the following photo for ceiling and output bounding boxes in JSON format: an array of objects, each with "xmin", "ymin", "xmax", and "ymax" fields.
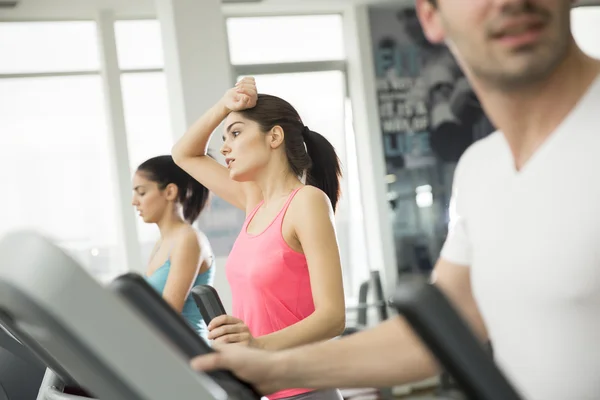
[
  {"xmin": 0, "ymin": 0, "xmax": 597, "ymax": 21},
  {"xmin": 0, "ymin": 0, "xmax": 372, "ymax": 20}
]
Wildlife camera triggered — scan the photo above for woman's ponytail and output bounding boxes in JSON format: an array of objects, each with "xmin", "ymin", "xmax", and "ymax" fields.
[
  {"xmin": 179, "ymin": 177, "xmax": 210, "ymax": 224},
  {"xmin": 302, "ymin": 127, "xmax": 342, "ymax": 211}
]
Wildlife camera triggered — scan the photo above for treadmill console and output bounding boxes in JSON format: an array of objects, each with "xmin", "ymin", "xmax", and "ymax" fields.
[{"xmin": 110, "ymin": 274, "xmax": 262, "ymax": 400}]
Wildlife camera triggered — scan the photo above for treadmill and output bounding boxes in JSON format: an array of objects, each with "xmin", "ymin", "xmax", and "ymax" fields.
[
  {"xmin": 0, "ymin": 325, "xmax": 46, "ymax": 400},
  {"xmin": 109, "ymin": 274, "xmax": 261, "ymax": 400},
  {"xmin": 0, "ymin": 230, "xmax": 240, "ymax": 400},
  {"xmin": 390, "ymin": 276, "xmax": 525, "ymax": 400},
  {"xmin": 0, "ymin": 298, "xmax": 96, "ymax": 399}
]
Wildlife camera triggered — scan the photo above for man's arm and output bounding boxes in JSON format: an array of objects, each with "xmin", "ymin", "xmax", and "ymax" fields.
[
  {"xmin": 192, "ymin": 259, "xmax": 488, "ymax": 394},
  {"xmin": 278, "ymin": 316, "xmax": 435, "ymax": 390}
]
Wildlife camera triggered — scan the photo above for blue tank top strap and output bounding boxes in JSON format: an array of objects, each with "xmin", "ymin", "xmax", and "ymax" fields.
[{"xmin": 165, "ymin": 242, "xmax": 176, "ymax": 261}]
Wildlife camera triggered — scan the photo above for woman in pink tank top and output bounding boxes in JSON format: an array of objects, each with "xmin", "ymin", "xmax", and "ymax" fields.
[{"xmin": 172, "ymin": 77, "xmax": 345, "ymax": 400}]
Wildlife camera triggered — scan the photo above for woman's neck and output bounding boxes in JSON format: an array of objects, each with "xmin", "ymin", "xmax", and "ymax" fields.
[
  {"xmin": 256, "ymin": 172, "xmax": 303, "ymax": 208},
  {"xmin": 157, "ymin": 211, "xmax": 186, "ymax": 240}
]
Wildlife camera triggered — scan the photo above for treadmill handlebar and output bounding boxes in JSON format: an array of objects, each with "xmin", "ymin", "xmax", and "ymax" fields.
[
  {"xmin": 391, "ymin": 276, "xmax": 524, "ymax": 400},
  {"xmin": 190, "ymin": 285, "xmax": 227, "ymax": 326},
  {"xmin": 110, "ymin": 274, "xmax": 262, "ymax": 400}
]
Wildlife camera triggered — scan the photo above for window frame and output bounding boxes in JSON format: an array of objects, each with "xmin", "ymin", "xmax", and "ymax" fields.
[
  {"xmin": 225, "ymin": 13, "xmax": 346, "ymax": 66},
  {"xmin": 0, "ymin": 16, "xmax": 144, "ymax": 278},
  {"xmin": 0, "ymin": 12, "xmax": 370, "ymax": 296}
]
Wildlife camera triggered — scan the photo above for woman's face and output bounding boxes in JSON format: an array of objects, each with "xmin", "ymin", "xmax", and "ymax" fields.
[
  {"xmin": 131, "ymin": 172, "xmax": 170, "ymax": 224},
  {"xmin": 220, "ymin": 113, "xmax": 272, "ymax": 182}
]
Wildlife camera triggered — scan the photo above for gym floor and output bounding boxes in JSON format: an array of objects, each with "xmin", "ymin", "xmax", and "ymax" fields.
[
  {"xmin": 397, "ymin": 389, "xmax": 439, "ymax": 399},
  {"xmin": 343, "ymin": 386, "xmax": 444, "ymax": 400}
]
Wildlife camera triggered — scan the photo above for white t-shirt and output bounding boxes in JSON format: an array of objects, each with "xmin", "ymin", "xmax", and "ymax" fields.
[{"xmin": 441, "ymin": 75, "xmax": 600, "ymax": 400}]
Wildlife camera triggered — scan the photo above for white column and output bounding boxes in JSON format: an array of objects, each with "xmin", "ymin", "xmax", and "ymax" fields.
[
  {"xmin": 96, "ymin": 10, "xmax": 143, "ymax": 275},
  {"xmin": 154, "ymin": 0, "xmax": 234, "ymax": 310},
  {"xmin": 154, "ymin": 0, "xmax": 233, "ymax": 150},
  {"xmin": 343, "ymin": 5, "xmax": 398, "ymax": 298}
]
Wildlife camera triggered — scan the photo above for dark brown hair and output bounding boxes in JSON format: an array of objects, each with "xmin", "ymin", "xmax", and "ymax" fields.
[
  {"xmin": 137, "ymin": 155, "xmax": 210, "ymax": 224},
  {"xmin": 238, "ymin": 94, "xmax": 342, "ymax": 211}
]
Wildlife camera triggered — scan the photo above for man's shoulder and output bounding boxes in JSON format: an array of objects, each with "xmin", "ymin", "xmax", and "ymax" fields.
[{"xmin": 457, "ymin": 131, "xmax": 504, "ymax": 170}]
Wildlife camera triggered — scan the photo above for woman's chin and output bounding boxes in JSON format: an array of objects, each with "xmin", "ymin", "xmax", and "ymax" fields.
[{"xmin": 229, "ymin": 169, "xmax": 252, "ymax": 182}]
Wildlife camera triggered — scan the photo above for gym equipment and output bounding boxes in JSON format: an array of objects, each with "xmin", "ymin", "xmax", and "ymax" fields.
[
  {"xmin": 0, "ymin": 311, "xmax": 91, "ymax": 400},
  {"xmin": 0, "ymin": 230, "xmax": 248, "ymax": 400},
  {"xmin": 343, "ymin": 271, "xmax": 388, "ymax": 334},
  {"xmin": 0, "ymin": 326, "xmax": 46, "ymax": 400},
  {"xmin": 338, "ymin": 271, "xmax": 394, "ymax": 400},
  {"xmin": 109, "ymin": 273, "xmax": 261, "ymax": 400},
  {"xmin": 390, "ymin": 276, "xmax": 524, "ymax": 400},
  {"xmin": 190, "ymin": 284, "xmax": 227, "ymax": 325}
]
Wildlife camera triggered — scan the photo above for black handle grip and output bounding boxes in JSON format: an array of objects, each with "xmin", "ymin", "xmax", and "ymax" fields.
[
  {"xmin": 390, "ymin": 276, "xmax": 524, "ymax": 400},
  {"xmin": 191, "ymin": 285, "xmax": 227, "ymax": 325}
]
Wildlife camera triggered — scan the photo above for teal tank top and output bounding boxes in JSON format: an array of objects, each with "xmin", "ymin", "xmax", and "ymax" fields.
[{"xmin": 145, "ymin": 259, "xmax": 215, "ymax": 338}]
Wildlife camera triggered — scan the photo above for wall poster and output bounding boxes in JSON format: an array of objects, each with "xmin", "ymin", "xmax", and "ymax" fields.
[{"xmin": 368, "ymin": 5, "xmax": 495, "ymax": 277}]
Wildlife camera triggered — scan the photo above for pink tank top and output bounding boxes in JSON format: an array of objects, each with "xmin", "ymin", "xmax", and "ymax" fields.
[{"xmin": 226, "ymin": 187, "xmax": 314, "ymax": 399}]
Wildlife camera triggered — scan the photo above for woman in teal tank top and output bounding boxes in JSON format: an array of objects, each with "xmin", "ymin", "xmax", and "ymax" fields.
[{"xmin": 132, "ymin": 155, "xmax": 215, "ymax": 339}]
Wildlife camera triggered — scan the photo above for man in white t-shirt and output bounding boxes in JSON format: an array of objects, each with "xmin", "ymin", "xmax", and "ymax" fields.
[{"xmin": 191, "ymin": 1, "xmax": 600, "ymax": 399}]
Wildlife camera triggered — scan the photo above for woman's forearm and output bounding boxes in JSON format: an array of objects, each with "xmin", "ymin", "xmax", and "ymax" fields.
[
  {"xmin": 254, "ymin": 310, "xmax": 345, "ymax": 351},
  {"xmin": 172, "ymin": 101, "xmax": 229, "ymax": 161}
]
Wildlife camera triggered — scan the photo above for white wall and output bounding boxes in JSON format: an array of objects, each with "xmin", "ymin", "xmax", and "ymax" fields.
[{"xmin": 212, "ymin": 257, "xmax": 232, "ymax": 312}]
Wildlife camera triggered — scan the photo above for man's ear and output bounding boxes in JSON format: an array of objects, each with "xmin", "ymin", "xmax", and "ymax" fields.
[
  {"xmin": 268, "ymin": 125, "xmax": 285, "ymax": 149},
  {"xmin": 415, "ymin": 0, "xmax": 445, "ymax": 44}
]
